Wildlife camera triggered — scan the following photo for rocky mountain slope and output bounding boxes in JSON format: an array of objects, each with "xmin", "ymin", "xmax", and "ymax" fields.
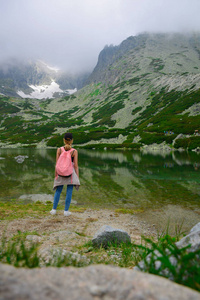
[
  {"xmin": 0, "ymin": 60, "xmax": 89, "ymax": 98},
  {"xmin": 1, "ymin": 32, "xmax": 200, "ymax": 150}
]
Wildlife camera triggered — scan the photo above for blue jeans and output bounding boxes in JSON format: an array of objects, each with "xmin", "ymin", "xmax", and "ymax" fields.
[{"xmin": 53, "ymin": 185, "xmax": 74, "ymax": 211}]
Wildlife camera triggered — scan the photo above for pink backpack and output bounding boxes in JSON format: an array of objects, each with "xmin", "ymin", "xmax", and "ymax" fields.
[{"xmin": 56, "ymin": 147, "xmax": 74, "ymax": 177}]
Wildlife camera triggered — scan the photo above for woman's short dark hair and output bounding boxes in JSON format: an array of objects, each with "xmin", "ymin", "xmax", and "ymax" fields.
[{"xmin": 64, "ymin": 132, "xmax": 73, "ymax": 140}]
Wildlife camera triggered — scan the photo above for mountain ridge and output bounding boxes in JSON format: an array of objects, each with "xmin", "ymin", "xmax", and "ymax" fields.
[
  {"xmin": 0, "ymin": 59, "xmax": 89, "ymax": 98},
  {"xmin": 1, "ymin": 32, "xmax": 200, "ymax": 150},
  {"xmin": 85, "ymin": 34, "xmax": 148, "ymax": 85}
]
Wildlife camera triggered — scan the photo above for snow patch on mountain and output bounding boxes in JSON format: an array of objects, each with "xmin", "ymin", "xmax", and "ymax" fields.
[
  {"xmin": 67, "ymin": 88, "xmax": 77, "ymax": 94},
  {"xmin": 17, "ymin": 81, "xmax": 77, "ymax": 99}
]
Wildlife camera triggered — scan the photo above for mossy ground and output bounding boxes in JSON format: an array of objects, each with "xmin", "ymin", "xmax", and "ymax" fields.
[{"xmin": 0, "ymin": 200, "xmax": 87, "ymax": 221}]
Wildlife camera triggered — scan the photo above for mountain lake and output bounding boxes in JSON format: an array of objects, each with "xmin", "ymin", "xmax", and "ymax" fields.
[{"xmin": 0, "ymin": 148, "xmax": 200, "ymax": 233}]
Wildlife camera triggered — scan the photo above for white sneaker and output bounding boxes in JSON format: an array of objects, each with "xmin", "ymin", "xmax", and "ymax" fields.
[
  {"xmin": 50, "ymin": 209, "xmax": 56, "ymax": 215},
  {"xmin": 64, "ymin": 211, "xmax": 72, "ymax": 217}
]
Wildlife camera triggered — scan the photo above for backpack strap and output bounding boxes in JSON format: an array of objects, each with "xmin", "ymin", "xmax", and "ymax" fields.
[
  {"xmin": 70, "ymin": 148, "xmax": 75, "ymax": 184},
  {"xmin": 60, "ymin": 147, "xmax": 65, "ymax": 154},
  {"xmin": 60, "ymin": 147, "xmax": 75, "ymax": 157},
  {"xmin": 70, "ymin": 148, "xmax": 75, "ymax": 156}
]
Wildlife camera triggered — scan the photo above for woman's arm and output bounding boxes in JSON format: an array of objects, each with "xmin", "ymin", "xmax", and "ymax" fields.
[
  {"xmin": 55, "ymin": 148, "xmax": 61, "ymax": 177},
  {"xmin": 73, "ymin": 149, "xmax": 79, "ymax": 178}
]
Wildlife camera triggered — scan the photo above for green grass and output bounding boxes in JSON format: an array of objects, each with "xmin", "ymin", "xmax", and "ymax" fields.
[
  {"xmin": 0, "ymin": 233, "xmax": 87, "ymax": 268},
  {"xmin": 81, "ymin": 230, "xmax": 200, "ymax": 292},
  {"xmin": 135, "ymin": 234, "xmax": 200, "ymax": 292},
  {"xmin": 114, "ymin": 208, "xmax": 144, "ymax": 214},
  {"xmin": 0, "ymin": 221, "xmax": 200, "ymax": 292},
  {"xmin": 0, "ymin": 201, "xmax": 53, "ymax": 220},
  {"xmin": 0, "ymin": 233, "xmax": 40, "ymax": 268},
  {"xmin": 0, "ymin": 200, "xmax": 87, "ymax": 221}
]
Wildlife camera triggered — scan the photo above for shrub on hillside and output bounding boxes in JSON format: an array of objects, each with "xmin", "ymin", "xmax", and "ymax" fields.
[
  {"xmin": 140, "ymin": 132, "xmax": 174, "ymax": 145},
  {"xmin": 0, "ymin": 99, "xmax": 20, "ymax": 113},
  {"xmin": 47, "ymin": 130, "xmax": 124, "ymax": 147},
  {"xmin": 174, "ymin": 136, "xmax": 200, "ymax": 150}
]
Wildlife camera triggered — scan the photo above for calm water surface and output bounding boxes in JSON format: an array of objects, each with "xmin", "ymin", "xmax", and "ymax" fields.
[{"xmin": 0, "ymin": 148, "xmax": 200, "ymax": 232}]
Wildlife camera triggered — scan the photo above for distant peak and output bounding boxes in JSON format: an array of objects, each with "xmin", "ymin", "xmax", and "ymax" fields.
[{"xmin": 37, "ymin": 60, "xmax": 60, "ymax": 73}]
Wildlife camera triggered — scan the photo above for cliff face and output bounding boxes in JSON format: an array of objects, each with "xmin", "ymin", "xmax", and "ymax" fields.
[
  {"xmin": 85, "ymin": 34, "xmax": 148, "ymax": 85},
  {"xmin": 86, "ymin": 33, "xmax": 200, "ymax": 86}
]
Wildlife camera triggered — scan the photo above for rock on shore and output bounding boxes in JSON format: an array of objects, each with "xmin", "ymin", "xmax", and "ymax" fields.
[
  {"xmin": 92, "ymin": 225, "xmax": 131, "ymax": 248},
  {"xmin": 0, "ymin": 263, "xmax": 199, "ymax": 300}
]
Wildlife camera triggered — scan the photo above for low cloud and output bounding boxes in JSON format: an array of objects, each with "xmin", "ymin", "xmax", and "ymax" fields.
[{"xmin": 1, "ymin": 0, "xmax": 200, "ymax": 73}]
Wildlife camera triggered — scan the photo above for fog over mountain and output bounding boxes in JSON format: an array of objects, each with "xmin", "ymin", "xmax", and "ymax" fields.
[
  {"xmin": 1, "ymin": 31, "xmax": 200, "ymax": 150},
  {"xmin": 1, "ymin": 0, "xmax": 200, "ymax": 74}
]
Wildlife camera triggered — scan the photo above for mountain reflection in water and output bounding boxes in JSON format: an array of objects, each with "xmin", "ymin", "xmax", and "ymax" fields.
[{"xmin": 0, "ymin": 148, "xmax": 200, "ymax": 233}]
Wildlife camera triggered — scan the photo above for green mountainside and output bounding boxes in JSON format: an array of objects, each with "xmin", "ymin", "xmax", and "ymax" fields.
[{"xmin": 1, "ymin": 33, "xmax": 200, "ymax": 150}]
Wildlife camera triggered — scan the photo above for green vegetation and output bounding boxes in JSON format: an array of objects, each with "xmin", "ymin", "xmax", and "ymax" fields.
[
  {"xmin": 47, "ymin": 128, "xmax": 125, "ymax": 147},
  {"xmin": 89, "ymin": 89, "xmax": 101, "ymax": 97},
  {"xmin": 150, "ymin": 58, "xmax": 165, "ymax": 71},
  {"xmin": 0, "ymin": 201, "xmax": 53, "ymax": 220},
  {"xmin": 0, "ymin": 200, "xmax": 88, "ymax": 221},
  {"xmin": 1, "ymin": 34, "xmax": 200, "ymax": 150},
  {"xmin": 136, "ymin": 234, "xmax": 200, "ymax": 292},
  {"xmin": 0, "ymin": 97, "xmax": 20, "ymax": 113},
  {"xmin": 92, "ymin": 91, "xmax": 128, "ymax": 126},
  {"xmin": 115, "ymin": 208, "xmax": 144, "ymax": 214},
  {"xmin": 80, "ymin": 143, "xmax": 126, "ymax": 150},
  {"xmin": 0, "ymin": 234, "xmax": 40, "ymax": 268},
  {"xmin": 1, "ymin": 225, "xmax": 199, "ymax": 292},
  {"xmin": 132, "ymin": 106, "xmax": 142, "ymax": 115},
  {"xmin": 20, "ymin": 102, "xmax": 34, "ymax": 110},
  {"xmin": 0, "ymin": 232, "xmax": 87, "ymax": 268},
  {"xmin": 174, "ymin": 136, "xmax": 200, "ymax": 150},
  {"xmin": 1, "ymin": 82, "xmax": 200, "ymax": 150},
  {"xmin": 139, "ymin": 132, "xmax": 176, "ymax": 145},
  {"xmin": 138, "ymin": 89, "xmax": 200, "ymax": 135}
]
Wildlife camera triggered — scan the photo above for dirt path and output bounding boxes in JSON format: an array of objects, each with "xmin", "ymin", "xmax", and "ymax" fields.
[{"xmin": 0, "ymin": 209, "xmax": 157, "ymax": 251}]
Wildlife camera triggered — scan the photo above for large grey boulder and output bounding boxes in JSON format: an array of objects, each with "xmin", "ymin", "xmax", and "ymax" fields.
[
  {"xmin": 38, "ymin": 246, "xmax": 89, "ymax": 266},
  {"xmin": 14, "ymin": 155, "xmax": 28, "ymax": 163},
  {"xmin": 0, "ymin": 263, "xmax": 199, "ymax": 300},
  {"xmin": 19, "ymin": 194, "xmax": 54, "ymax": 203},
  {"xmin": 92, "ymin": 225, "xmax": 131, "ymax": 248},
  {"xmin": 190, "ymin": 222, "xmax": 200, "ymax": 233},
  {"xmin": 176, "ymin": 222, "xmax": 200, "ymax": 252}
]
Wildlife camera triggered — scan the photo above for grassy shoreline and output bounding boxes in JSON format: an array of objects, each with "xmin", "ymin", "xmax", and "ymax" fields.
[{"xmin": 0, "ymin": 203, "xmax": 200, "ymax": 292}]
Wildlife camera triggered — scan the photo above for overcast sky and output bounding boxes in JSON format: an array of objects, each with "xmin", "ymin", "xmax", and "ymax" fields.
[{"xmin": 1, "ymin": 0, "xmax": 200, "ymax": 73}]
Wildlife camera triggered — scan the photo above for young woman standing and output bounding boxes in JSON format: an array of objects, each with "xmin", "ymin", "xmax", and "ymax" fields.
[{"xmin": 50, "ymin": 132, "xmax": 80, "ymax": 216}]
